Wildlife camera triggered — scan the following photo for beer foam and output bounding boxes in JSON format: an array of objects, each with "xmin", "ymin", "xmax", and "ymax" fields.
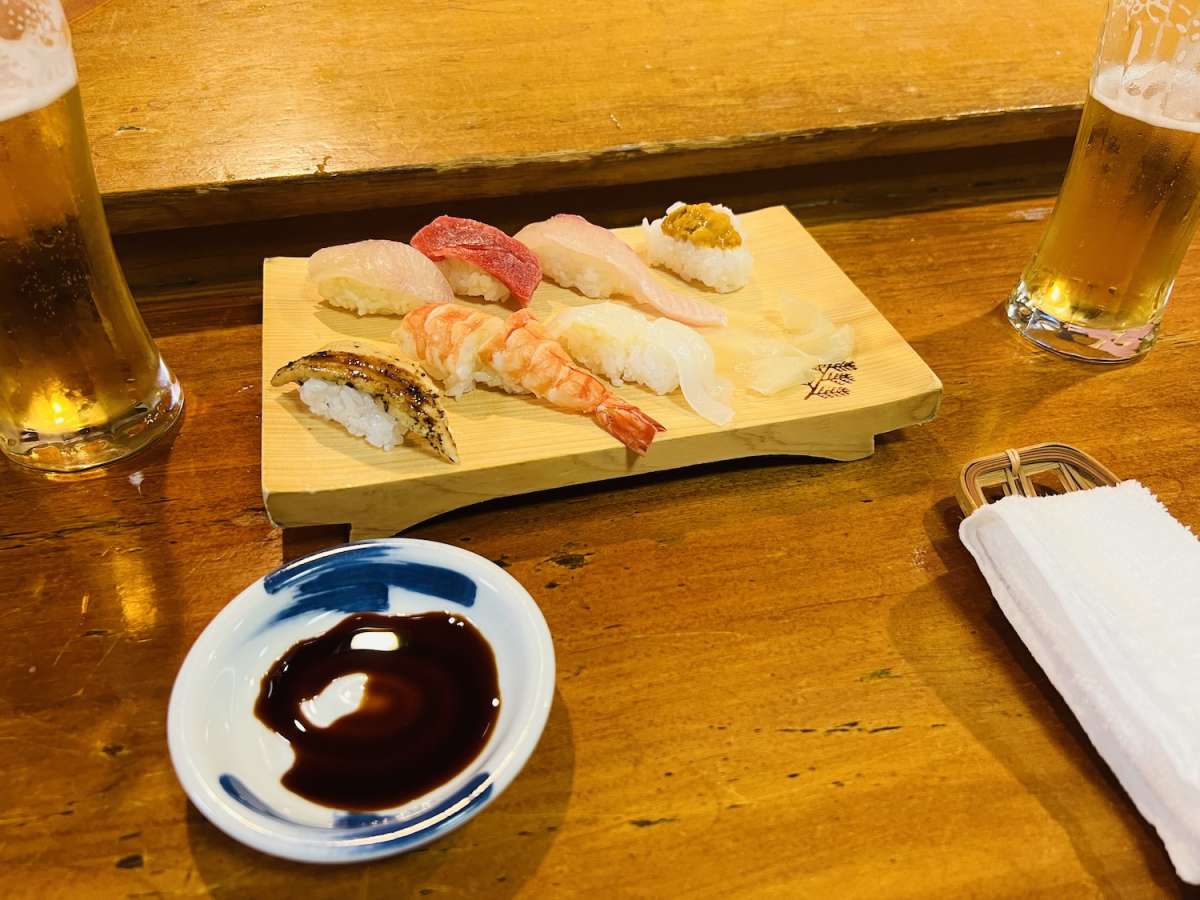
[
  {"xmin": 0, "ymin": 2, "xmax": 77, "ymax": 121},
  {"xmin": 1093, "ymin": 63, "xmax": 1200, "ymax": 134}
]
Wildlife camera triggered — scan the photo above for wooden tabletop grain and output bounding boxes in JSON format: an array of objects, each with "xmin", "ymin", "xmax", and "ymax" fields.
[
  {"xmin": 66, "ymin": 0, "xmax": 1104, "ymax": 232},
  {"xmin": 3, "ymin": 194, "xmax": 1198, "ymax": 897}
]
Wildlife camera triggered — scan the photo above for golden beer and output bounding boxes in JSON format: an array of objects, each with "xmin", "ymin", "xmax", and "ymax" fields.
[
  {"xmin": 0, "ymin": 2, "xmax": 181, "ymax": 470},
  {"xmin": 1009, "ymin": 0, "xmax": 1200, "ymax": 363}
]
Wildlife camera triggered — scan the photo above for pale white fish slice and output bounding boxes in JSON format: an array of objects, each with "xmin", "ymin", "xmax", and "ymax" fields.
[
  {"xmin": 739, "ymin": 353, "xmax": 821, "ymax": 396},
  {"xmin": 776, "ymin": 290, "xmax": 856, "ymax": 363},
  {"xmin": 515, "ymin": 214, "xmax": 728, "ymax": 327},
  {"xmin": 308, "ymin": 240, "xmax": 455, "ymax": 316},
  {"xmin": 647, "ymin": 318, "xmax": 734, "ymax": 426}
]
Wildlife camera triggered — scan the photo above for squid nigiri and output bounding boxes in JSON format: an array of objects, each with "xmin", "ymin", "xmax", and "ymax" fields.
[
  {"xmin": 544, "ymin": 302, "xmax": 733, "ymax": 426},
  {"xmin": 394, "ymin": 305, "xmax": 664, "ymax": 454},
  {"xmin": 307, "ymin": 240, "xmax": 454, "ymax": 317},
  {"xmin": 410, "ymin": 216, "xmax": 542, "ymax": 306},
  {"xmin": 513, "ymin": 214, "xmax": 728, "ymax": 327}
]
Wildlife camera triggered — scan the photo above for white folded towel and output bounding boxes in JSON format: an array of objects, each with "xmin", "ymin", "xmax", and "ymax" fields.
[{"xmin": 959, "ymin": 480, "xmax": 1200, "ymax": 883}]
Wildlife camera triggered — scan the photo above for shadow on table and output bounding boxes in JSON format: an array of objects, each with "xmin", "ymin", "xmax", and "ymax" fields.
[
  {"xmin": 886, "ymin": 496, "xmax": 1188, "ymax": 897},
  {"xmin": 275, "ymin": 453, "xmax": 839, "ymax": 561},
  {"xmin": 186, "ymin": 688, "xmax": 575, "ymax": 899}
]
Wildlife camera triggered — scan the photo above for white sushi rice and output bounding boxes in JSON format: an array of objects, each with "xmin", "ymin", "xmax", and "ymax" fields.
[
  {"xmin": 547, "ymin": 305, "xmax": 678, "ymax": 392},
  {"xmin": 546, "ymin": 302, "xmax": 733, "ymax": 426},
  {"xmin": 537, "ymin": 256, "xmax": 615, "ymax": 299},
  {"xmin": 298, "ymin": 378, "xmax": 405, "ymax": 450},
  {"xmin": 316, "ymin": 276, "xmax": 428, "ymax": 317},
  {"xmin": 436, "ymin": 257, "xmax": 511, "ymax": 304},
  {"xmin": 641, "ymin": 202, "xmax": 753, "ymax": 294}
]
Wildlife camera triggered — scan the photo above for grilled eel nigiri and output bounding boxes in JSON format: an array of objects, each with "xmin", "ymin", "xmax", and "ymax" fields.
[{"xmin": 270, "ymin": 340, "xmax": 459, "ymax": 463}]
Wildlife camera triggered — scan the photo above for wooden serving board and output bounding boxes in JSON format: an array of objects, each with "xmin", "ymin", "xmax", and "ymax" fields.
[{"xmin": 261, "ymin": 206, "xmax": 941, "ymax": 539}]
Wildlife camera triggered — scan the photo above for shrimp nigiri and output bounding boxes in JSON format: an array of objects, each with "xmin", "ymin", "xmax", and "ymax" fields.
[
  {"xmin": 513, "ymin": 214, "xmax": 727, "ymax": 327},
  {"xmin": 395, "ymin": 305, "xmax": 665, "ymax": 454}
]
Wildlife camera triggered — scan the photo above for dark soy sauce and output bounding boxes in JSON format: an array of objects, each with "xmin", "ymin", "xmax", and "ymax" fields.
[{"xmin": 254, "ymin": 612, "xmax": 500, "ymax": 811}]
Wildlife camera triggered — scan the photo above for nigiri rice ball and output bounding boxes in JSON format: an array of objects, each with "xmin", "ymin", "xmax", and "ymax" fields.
[
  {"xmin": 552, "ymin": 316, "xmax": 679, "ymax": 393},
  {"xmin": 642, "ymin": 202, "xmax": 752, "ymax": 293},
  {"xmin": 307, "ymin": 240, "xmax": 455, "ymax": 316},
  {"xmin": 436, "ymin": 257, "xmax": 511, "ymax": 304},
  {"xmin": 298, "ymin": 378, "xmax": 405, "ymax": 450},
  {"xmin": 314, "ymin": 277, "xmax": 424, "ymax": 317}
]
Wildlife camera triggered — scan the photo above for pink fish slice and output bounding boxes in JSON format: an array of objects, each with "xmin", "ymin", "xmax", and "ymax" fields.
[{"xmin": 514, "ymin": 214, "xmax": 727, "ymax": 327}]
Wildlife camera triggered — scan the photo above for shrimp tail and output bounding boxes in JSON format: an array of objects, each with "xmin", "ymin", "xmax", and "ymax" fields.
[{"xmin": 592, "ymin": 398, "xmax": 666, "ymax": 455}]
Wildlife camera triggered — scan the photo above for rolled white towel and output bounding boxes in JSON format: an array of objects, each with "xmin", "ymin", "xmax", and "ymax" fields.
[{"xmin": 959, "ymin": 480, "xmax": 1200, "ymax": 883}]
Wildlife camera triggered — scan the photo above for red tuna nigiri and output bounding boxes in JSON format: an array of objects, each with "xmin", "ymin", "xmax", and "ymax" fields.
[{"xmin": 410, "ymin": 216, "xmax": 542, "ymax": 306}]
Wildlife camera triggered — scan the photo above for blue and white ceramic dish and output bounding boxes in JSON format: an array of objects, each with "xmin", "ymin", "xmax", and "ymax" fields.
[{"xmin": 167, "ymin": 538, "xmax": 555, "ymax": 864}]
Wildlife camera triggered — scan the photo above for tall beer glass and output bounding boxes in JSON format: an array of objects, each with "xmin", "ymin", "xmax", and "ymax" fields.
[
  {"xmin": 1008, "ymin": 0, "xmax": 1200, "ymax": 362},
  {"xmin": 0, "ymin": 0, "xmax": 182, "ymax": 471}
]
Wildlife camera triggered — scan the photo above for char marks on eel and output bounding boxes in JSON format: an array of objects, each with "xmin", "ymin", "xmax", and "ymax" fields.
[{"xmin": 271, "ymin": 340, "xmax": 459, "ymax": 462}]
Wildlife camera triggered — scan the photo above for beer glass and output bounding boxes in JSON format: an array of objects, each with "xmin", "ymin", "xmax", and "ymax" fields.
[
  {"xmin": 0, "ymin": 0, "xmax": 182, "ymax": 471},
  {"xmin": 1008, "ymin": 0, "xmax": 1200, "ymax": 362}
]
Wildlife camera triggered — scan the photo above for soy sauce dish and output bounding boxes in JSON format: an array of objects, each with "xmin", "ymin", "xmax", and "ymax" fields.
[{"xmin": 167, "ymin": 539, "xmax": 555, "ymax": 864}]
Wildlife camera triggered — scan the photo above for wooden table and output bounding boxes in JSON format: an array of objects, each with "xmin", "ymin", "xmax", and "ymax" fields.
[
  {"xmin": 4, "ymin": 1, "xmax": 1199, "ymax": 896},
  {"xmin": 8, "ymin": 200, "xmax": 1200, "ymax": 897}
]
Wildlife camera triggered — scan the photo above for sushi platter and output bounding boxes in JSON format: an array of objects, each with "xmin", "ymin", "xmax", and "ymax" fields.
[{"xmin": 261, "ymin": 205, "xmax": 941, "ymax": 539}]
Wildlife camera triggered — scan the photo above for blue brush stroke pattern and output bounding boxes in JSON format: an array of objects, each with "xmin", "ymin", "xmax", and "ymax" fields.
[
  {"xmin": 332, "ymin": 812, "xmax": 395, "ymax": 828},
  {"xmin": 219, "ymin": 773, "xmax": 290, "ymax": 823},
  {"xmin": 403, "ymin": 772, "xmax": 491, "ymax": 830},
  {"xmin": 221, "ymin": 770, "xmax": 493, "ymax": 853},
  {"xmin": 264, "ymin": 544, "xmax": 391, "ymax": 595},
  {"xmin": 261, "ymin": 544, "xmax": 476, "ymax": 630}
]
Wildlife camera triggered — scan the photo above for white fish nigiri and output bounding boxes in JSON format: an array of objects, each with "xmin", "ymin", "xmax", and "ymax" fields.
[
  {"xmin": 514, "ymin": 214, "xmax": 728, "ymax": 327},
  {"xmin": 545, "ymin": 302, "xmax": 733, "ymax": 426},
  {"xmin": 307, "ymin": 240, "xmax": 454, "ymax": 316}
]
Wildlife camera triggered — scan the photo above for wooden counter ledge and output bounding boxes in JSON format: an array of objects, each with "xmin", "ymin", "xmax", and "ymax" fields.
[{"xmin": 69, "ymin": 0, "xmax": 1103, "ymax": 233}]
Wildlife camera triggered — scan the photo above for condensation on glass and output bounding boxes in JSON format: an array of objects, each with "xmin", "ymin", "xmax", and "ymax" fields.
[
  {"xmin": 0, "ymin": 0, "xmax": 182, "ymax": 470},
  {"xmin": 1008, "ymin": 0, "xmax": 1200, "ymax": 362}
]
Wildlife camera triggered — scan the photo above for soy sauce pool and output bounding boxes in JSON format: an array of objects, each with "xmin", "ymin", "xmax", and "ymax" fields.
[{"xmin": 254, "ymin": 612, "xmax": 500, "ymax": 811}]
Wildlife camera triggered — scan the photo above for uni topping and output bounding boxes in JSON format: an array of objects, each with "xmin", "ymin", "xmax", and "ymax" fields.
[{"xmin": 660, "ymin": 203, "xmax": 742, "ymax": 249}]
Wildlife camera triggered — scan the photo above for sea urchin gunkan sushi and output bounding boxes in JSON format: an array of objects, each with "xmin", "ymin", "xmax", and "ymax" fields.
[{"xmin": 642, "ymin": 202, "xmax": 752, "ymax": 294}]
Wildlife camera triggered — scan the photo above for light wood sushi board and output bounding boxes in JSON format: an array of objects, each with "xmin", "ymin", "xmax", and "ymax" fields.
[{"xmin": 261, "ymin": 206, "xmax": 941, "ymax": 539}]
